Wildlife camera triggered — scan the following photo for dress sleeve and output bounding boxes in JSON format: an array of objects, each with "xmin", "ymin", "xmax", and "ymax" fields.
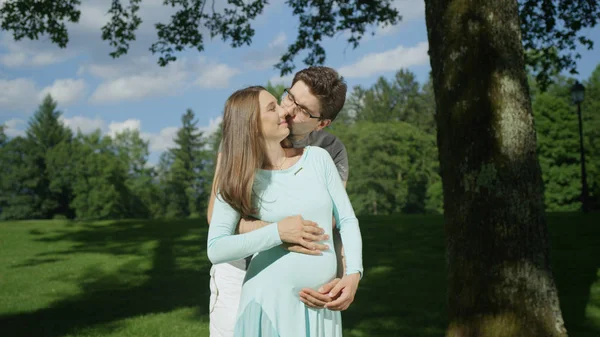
[
  {"xmin": 207, "ymin": 194, "xmax": 283, "ymax": 264},
  {"xmin": 317, "ymin": 148, "xmax": 363, "ymax": 278}
]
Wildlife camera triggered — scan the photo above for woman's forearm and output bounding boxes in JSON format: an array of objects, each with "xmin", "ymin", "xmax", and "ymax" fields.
[{"xmin": 237, "ymin": 218, "xmax": 270, "ymax": 234}]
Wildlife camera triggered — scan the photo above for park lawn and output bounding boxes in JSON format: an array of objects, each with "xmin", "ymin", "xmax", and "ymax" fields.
[{"xmin": 0, "ymin": 213, "xmax": 598, "ymax": 337}]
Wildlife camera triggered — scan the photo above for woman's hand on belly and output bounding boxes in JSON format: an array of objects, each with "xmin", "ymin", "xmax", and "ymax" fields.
[{"xmin": 299, "ymin": 278, "xmax": 340, "ymax": 309}]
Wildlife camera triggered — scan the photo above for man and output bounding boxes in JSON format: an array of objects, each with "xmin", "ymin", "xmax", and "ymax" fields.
[{"xmin": 207, "ymin": 66, "xmax": 359, "ymax": 337}]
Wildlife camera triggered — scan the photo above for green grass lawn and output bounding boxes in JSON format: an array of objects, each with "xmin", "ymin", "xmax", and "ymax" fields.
[{"xmin": 0, "ymin": 213, "xmax": 598, "ymax": 337}]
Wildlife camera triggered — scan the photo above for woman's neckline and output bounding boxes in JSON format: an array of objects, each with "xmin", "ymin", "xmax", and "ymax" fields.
[{"xmin": 258, "ymin": 146, "xmax": 309, "ymax": 174}]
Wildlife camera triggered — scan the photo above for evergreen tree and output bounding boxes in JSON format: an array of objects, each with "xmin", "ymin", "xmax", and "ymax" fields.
[
  {"xmin": 21, "ymin": 94, "xmax": 74, "ymax": 218},
  {"xmin": 167, "ymin": 109, "xmax": 209, "ymax": 218}
]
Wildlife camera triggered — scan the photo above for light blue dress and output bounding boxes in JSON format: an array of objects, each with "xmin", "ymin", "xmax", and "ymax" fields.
[{"xmin": 207, "ymin": 146, "xmax": 363, "ymax": 337}]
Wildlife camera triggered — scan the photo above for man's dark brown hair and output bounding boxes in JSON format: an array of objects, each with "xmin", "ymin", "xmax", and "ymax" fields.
[{"xmin": 292, "ymin": 66, "xmax": 347, "ymax": 121}]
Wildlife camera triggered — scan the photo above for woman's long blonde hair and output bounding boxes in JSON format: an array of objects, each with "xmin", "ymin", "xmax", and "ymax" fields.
[{"xmin": 215, "ymin": 86, "xmax": 267, "ymax": 217}]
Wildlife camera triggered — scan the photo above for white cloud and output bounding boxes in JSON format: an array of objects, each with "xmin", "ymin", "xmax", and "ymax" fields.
[
  {"xmin": 88, "ymin": 59, "xmax": 189, "ymax": 103},
  {"xmin": 107, "ymin": 119, "xmax": 178, "ymax": 152},
  {"xmin": 108, "ymin": 119, "xmax": 142, "ymax": 138},
  {"xmin": 76, "ymin": 3, "xmax": 113, "ymax": 32},
  {"xmin": 146, "ymin": 126, "xmax": 179, "ymax": 152},
  {"xmin": 1, "ymin": 52, "xmax": 27, "ymax": 67},
  {"xmin": 342, "ymin": 0, "xmax": 425, "ymax": 42},
  {"xmin": 30, "ymin": 52, "xmax": 71, "ymax": 67},
  {"xmin": 82, "ymin": 63, "xmax": 128, "ymax": 80},
  {"xmin": 0, "ymin": 35, "xmax": 75, "ymax": 68},
  {"xmin": 91, "ymin": 71, "xmax": 187, "ymax": 103},
  {"xmin": 39, "ymin": 79, "xmax": 87, "ymax": 105},
  {"xmin": 85, "ymin": 55, "xmax": 239, "ymax": 103},
  {"xmin": 244, "ymin": 31, "xmax": 288, "ymax": 70},
  {"xmin": 338, "ymin": 41, "xmax": 429, "ymax": 78},
  {"xmin": 0, "ymin": 77, "xmax": 88, "ymax": 114},
  {"xmin": 195, "ymin": 63, "xmax": 240, "ymax": 89},
  {"xmin": 0, "ymin": 78, "xmax": 39, "ymax": 113},
  {"xmin": 60, "ymin": 115, "xmax": 106, "ymax": 134},
  {"xmin": 199, "ymin": 116, "xmax": 222, "ymax": 136},
  {"xmin": 269, "ymin": 32, "xmax": 287, "ymax": 49},
  {"xmin": 3, "ymin": 118, "xmax": 26, "ymax": 138}
]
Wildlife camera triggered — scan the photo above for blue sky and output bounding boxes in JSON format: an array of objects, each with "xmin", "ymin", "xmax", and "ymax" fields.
[{"xmin": 1, "ymin": 0, "xmax": 599, "ymax": 164}]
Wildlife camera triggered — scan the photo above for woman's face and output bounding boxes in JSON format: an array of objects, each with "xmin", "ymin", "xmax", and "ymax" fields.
[{"xmin": 259, "ymin": 90, "xmax": 289, "ymax": 142}]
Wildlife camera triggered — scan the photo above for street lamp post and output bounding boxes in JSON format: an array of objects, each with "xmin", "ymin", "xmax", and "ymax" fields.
[{"xmin": 570, "ymin": 80, "xmax": 589, "ymax": 213}]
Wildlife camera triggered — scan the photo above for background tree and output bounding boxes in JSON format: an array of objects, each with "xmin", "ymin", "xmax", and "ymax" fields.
[
  {"xmin": 0, "ymin": 125, "xmax": 6, "ymax": 146},
  {"xmin": 330, "ymin": 121, "xmax": 440, "ymax": 215},
  {"xmin": 345, "ymin": 69, "xmax": 436, "ymax": 134},
  {"xmin": 332, "ymin": 85, "xmax": 366, "ymax": 128},
  {"xmin": 112, "ymin": 128, "xmax": 159, "ymax": 218},
  {"xmin": 581, "ymin": 65, "xmax": 600, "ymax": 210},
  {"xmin": 70, "ymin": 130, "xmax": 129, "ymax": 219},
  {"xmin": 418, "ymin": 77, "xmax": 437, "ymax": 134},
  {"xmin": 165, "ymin": 109, "xmax": 209, "ymax": 218},
  {"xmin": 0, "ymin": 136, "xmax": 41, "ymax": 220},
  {"xmin": 532, "ymin": 77, "xmax": 582, "ymax": 212},
  {"xmin": 154, "ymin": 151, "xmax": 176, "ymax": 218},
  {"xmin": 25, "ymin": 94, "xmax": 73, "ymax": 219}
]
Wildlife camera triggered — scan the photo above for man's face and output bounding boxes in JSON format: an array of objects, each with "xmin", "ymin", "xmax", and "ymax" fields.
[{"xmin": 281, "ymin": 80, "xmax": 330, "ymax": 138}]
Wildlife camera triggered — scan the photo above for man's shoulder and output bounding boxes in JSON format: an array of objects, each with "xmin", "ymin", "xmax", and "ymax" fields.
[{"xmin": 308, "ymin": 129, "xmax": 346, "ymax": 148}]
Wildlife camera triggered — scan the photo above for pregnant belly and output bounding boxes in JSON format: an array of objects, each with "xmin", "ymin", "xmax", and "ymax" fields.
[{"xmin": 245, "ymin": 246, "xmax": 337, "ymax": 291}]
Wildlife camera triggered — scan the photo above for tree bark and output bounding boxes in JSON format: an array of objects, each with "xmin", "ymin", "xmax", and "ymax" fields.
[{"xmin": 424, "ymin": 1, "xmax": 568, "ymax": 336}]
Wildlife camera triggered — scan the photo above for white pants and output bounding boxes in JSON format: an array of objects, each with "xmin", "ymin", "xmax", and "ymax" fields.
[{"xmin": 209, "ymin": 263, "xmax": 246, "ymax": 337}]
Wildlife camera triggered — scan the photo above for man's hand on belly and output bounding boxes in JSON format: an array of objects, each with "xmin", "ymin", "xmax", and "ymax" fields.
[
  {"xmin": 299, "ymin": 278, "xmax": 340, "ymax": 309},
  {"xmin": 324, "ymin": 273, "xmax": 360, "ymax": 311}
]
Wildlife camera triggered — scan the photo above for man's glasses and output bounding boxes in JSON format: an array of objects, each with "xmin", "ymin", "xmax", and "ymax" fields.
[{"xmin": 281, "ymin": 89, "xmax": 321, "ymax": 119}]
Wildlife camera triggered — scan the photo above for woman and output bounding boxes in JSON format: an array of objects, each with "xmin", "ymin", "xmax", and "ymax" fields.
[{"xmin": 207, "ymin": 86, "xmax": 363, "ymax": 336}]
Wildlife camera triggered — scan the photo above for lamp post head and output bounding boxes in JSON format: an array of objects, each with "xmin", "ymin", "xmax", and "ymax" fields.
[{"xmin": 571, "ymin": 80, "xmax": 585, "ymax": 104}]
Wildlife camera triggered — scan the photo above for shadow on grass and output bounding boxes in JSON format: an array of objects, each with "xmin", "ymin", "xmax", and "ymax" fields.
[
  {"xmin": 338, "ymin": 213, "xmax": 600, "ymax": 337},
  {"xmin": 1, "ymin": 213, "xmax": 598, "ymax": 337},
  {"xmin": 547, "ymin": 212, "xmax": 600, "ymax": 337},
  {"xmin": 1, "ymin": 219, "xmax": 210, "ymax": 337},
  {"xmin": 341, "ymin": 214, "xmax": 448, "ymax": 337}
]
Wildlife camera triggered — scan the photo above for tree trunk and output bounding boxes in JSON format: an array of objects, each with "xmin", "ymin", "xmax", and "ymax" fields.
[{"xmin": 424, "ymin": 1, "xmax": 568, "ymax": 336}]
